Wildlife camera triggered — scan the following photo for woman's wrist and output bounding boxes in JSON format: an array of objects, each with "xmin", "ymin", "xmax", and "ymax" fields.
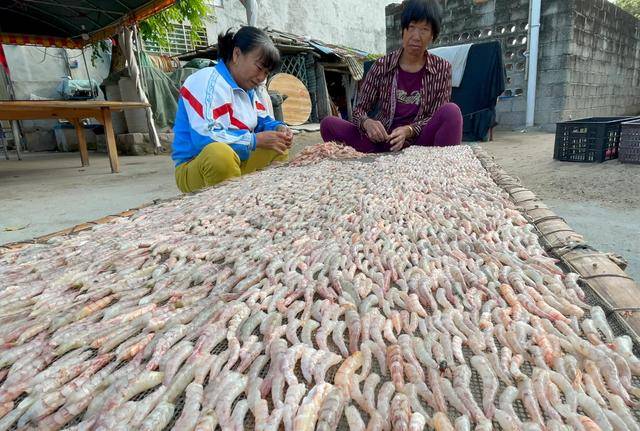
[{"xmin": 406, "ymin": 125, "xmax": 415, "ymax": 138}]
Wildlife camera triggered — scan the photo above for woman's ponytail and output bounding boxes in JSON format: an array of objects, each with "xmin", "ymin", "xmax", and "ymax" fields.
[{"xmin": 217, "ymin": 29, "xmax": 236, "ymax": 62}]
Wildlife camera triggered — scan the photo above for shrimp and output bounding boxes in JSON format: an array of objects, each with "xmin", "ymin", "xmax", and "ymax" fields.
[
  {"xmin": 390, "ymin": 393, "xmax": 411, "ymax": 431},
  {"xmin": 313, "ymin": 351, "xmax": 342, "ymax": 384},
  {"xmin": 345, "ymin": 309, "xmax": 361, "ymax": 354},
  {"xmin": 433, "ymin": 412, "xmax": 455, "ymax": 431},
  {"xmin": 387, "ymin": 344, "xmax": 405, "ymax": 391},
  {"xmin": 362, "ymin": 373, "xmax": 381, "ymax": 412},
  {"xmin": 440, "ymin": 376, "xmax": 469, "ymax": 417},
  {"xmin": 345, "ymin": 405, "xmax": 366, "ymax": 431},
  {"xmin": 215, "ymin": 373, "xmax": 248, "ymax": 422},
  {"xmin": 140, "ymin": 401, "xmax": 174, "ymax": 431},
  {"xmin": 454, "ymin": 415, "xmax": 471, "ymax": 431},
  {"xmin": 581, "ymin": 319, "xmax": 603, "ymax": 345},
  {"xmin": 532, "ymin": 368, "xmax": 562, "ymax": 422},
  {"xmin": 409, "ymin": 412, "xmax": 427, "ymax": 431},
  {"xmin": 293, "ymin": 382, "xmax": 332, "ymax": 431},
  {"xmin": 494, "ymin": 408, "xmax": 522, "ymax": 431},
  {"xmin": 499, "ymin": 386, "xmax": 523, "ymax": 428},
  {"xmin": 281, "ymin": 383, "xmax": 307, "ymax": 430},
  {"xmin": 486, "ymin": 350, "xmax": 513, "ymax": 385},
  {"xmin": 402, "ymin": 383, "xmax": 432, "ymax": 423},
  {"xmin": 334, "ymin": 351, "xmax": 362, "ymax": 397},
  {"xmin": 597, "ymin": 355, "xmax": 634, "ymax": 405},
  {"xmin": 509, "ymin": 354, "xmax": 526, "ymax": 382},
  {"xmin": 518, "ymin": 377, "xmax": 546, "ymax": 426},
  {"xmin": 316, "ymin": 386, "xmax": 346, "ymax": 431},
  {"xmin": 609, "ymin": 394, "xmax": 640, "ymax": 431},
  {"xmin": 590, "ymin": 306, "xmax": 614, "ymax": 342},
  {"xmin": 413, "ymin": 336, "xmax": 438, "ymax": 369},
  {"xmin": 399, "ymin": 334, "xmax": 424, "ymax": 382},
  {"xmin": 452, "ymin": 365, "xmax": 484, "ymax": 422},
  {"xmin": 171, "ymin": 382, "xmax": 203, "ymax": 431},
  {"xmin": 331, "ymin": 321, "xmax": 349, "ymax": 357},
  {"xmin": 577, "ymin": 392, "xmax": 613, "ymax": 431},
  {"xmin": 451, "ymin": 335, "xmax": 465, "ymax": 365}
]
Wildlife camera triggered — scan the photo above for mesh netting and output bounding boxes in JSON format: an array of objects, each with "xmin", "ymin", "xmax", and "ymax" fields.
[{"xmin": 1, "ymin": 147, "xmax": 639, "ymax": 431}]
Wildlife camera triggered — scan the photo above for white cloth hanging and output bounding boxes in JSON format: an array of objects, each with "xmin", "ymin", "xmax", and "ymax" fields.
[{"xmin": 430, "ymin": 43, "xmax": 473, "ymax": 87}]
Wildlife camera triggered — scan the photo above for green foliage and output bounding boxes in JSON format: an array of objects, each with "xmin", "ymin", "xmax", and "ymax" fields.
[
  {"xmin": 89, "ymin": 0, "xmax": 212, "ymax": 66},
  {"xmin": 138, "ymin": 0, "xmax": 212, "ymax": 48},
  {"xmin": 616, "ymin": 0, "xmax": 640, "ymax": 19},
  {"xmin": 365, "ymin": 53, "xmax": 384, "ymax": 61},
  {"xmin": 90, "ymin": 40, "xmax": 110, "ymax": 66}
]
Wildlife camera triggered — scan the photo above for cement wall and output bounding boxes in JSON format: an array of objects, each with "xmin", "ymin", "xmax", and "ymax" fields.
[
  {"xmin": 560, "ymin": 0, "xmax": 640, "ymax": 123},
  {"xmin": 385, "ymin": 0, "xmax": 640, "ymax": 131},
  {"xmin": 207, "ymin": 0, "xmax": 397, "ymax": 54},
  {"xmin": 3, "ymin": 45, "xmax": 110, "ymax": 100},
  {"xmin": 2, "ymin": 44, "xmax": 111, "ymax": 150},
  {"xmin": 532, "ymin": 0, "xmax": 573, "ymax": 129}
]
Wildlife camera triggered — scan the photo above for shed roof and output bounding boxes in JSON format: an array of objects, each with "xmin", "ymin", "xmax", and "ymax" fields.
[
  {"xmin": 178, "ymin": 27, "xmax": 370, "ymax": 80},
  {"xmin": 0, "ymin": 0, "xmax": 176, "ymax": 48}
]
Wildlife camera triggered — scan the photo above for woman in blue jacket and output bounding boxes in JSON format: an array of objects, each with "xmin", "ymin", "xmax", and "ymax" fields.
[{"xmin": 172, "ymin": 26, "xmax": 293, "ymax": 192}]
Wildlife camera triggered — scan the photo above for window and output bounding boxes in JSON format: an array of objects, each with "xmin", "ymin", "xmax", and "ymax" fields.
[{"xmin": 143, "ymin": 23, "xmax": 208, "ymax": 56}]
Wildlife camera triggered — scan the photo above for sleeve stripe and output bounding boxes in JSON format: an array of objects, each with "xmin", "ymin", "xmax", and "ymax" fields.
[
  {"xmin": 230, "ymin": 117, "xmax": 250, "ymax": 130},
  {"xmin": 213, "ymin": 103, "xmax": 250, "ymax": 130},
  {"xmin": 180, "ymin": 87, "xmax": 204, "ymax": 118},
  {"xmin": 212, "ymin": 103, "xmax": 232, "ymax": 119}
]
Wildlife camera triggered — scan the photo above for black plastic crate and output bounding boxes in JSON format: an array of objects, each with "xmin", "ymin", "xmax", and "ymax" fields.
[
  {"xmin": 554, "ymin": 116, "xmax": 639, "ymax": 163},
  {"xmin": 620, "ymin": 119, "xmax": 640, "ymax": 164}
]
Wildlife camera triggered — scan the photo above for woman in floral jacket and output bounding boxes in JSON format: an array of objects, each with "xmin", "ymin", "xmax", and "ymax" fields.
[{"xmin": 320, "ymin": 0, "xmax": 463, "ymax": 153}]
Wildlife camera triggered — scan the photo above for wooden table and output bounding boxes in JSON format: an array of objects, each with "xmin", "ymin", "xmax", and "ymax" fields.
[{"xmin": 0, "ymin": 100, "xmax": 150, "ymax": 173}]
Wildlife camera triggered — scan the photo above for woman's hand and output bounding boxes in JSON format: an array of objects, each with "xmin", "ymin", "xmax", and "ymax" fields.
[
  {"xmin": 363, "ymin": 118, "xmax": 388, "ymax": 143},
  {"xmin": 388, "ymin": 126, "xmax": 413, "ymax": 152},
  {"xmin": 256, "ymin": 131, "xmax": 290, "ymax": 155},
  {"xmin": 276, "ymin": 124, "xmax": 294, "ymax": 147}
]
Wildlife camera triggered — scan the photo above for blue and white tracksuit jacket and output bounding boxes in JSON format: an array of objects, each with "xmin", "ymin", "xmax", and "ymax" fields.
[{"xmin": 171, "ymin": 61, "xmax": 283, "ymax": 167}]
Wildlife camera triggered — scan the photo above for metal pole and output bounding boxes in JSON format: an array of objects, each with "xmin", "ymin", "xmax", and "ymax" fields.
[
  {"xmin": 81, "ymin": 46, "xmax": 95, "ymax": 99},
  {"xmin": 1, "ymin": 52, "xmax": 24, "ymax": 157},
  {"xmin": 11, "ymin": 120, "xmax": 22, "ymax": 159},
  {"xmin": 61, "ymin": 48, "xmax": 72, "ymax": 76},
  {"xmin": 133, "ymin": 25, "xmax": 148, "ymax": 94},
  {"xmin": 525, "ymin": 0, "xmax": 541, "ymax": 128},
  {"xmin": 1, "ymin": 124, "xmax": 8, "ymax": 160}
]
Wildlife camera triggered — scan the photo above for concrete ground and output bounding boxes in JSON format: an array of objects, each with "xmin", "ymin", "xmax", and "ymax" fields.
[
  {"xmin": 1, "ymin": 130, "xmax": 638, "ymax": 282},
  {"xmin": 0, "ymin": 151, "xmax": 177, "ymax": 243}
]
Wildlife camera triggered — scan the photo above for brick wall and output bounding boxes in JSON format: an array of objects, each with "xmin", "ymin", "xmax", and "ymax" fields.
[{"xmin": 385, "ymin": 0, "xmax": 640, "ymax": 131}]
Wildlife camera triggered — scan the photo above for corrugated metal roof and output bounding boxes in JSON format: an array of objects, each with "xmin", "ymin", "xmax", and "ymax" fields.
[
  {"xmin": 179, "ymin": 27, "xmax": 371, "ymax": 80},
  {"xmin": 344, "ymin": 55, "xmax": 364, "ymax": 81}
]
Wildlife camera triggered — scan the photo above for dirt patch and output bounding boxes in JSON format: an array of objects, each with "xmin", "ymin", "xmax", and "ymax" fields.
[
  {"xmin": 480, "ymin": 131, "xmax": 640, "ymax": 209},
  {"xmin": 290, "ymin": 131, "xmax": 325, "ymax": 158}
]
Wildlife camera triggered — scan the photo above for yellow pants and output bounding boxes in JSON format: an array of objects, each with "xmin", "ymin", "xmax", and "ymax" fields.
[{"xmin": 175, "ymin": 142, "xmax": 288, "ymax": 193}]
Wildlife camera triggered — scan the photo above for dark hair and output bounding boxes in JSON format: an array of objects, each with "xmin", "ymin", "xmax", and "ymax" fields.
[
  {"xmin": 401, "ymin": 0, "xmax": 443, "ymax": 41},
  {"xmin": 217, "ymin": 26, "xmax": 281, "ymax": 71}
]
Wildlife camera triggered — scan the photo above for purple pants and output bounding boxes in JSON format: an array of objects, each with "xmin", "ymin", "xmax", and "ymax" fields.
[{"xmin": 320, "ymin": 102, "xmax": 463, "ymax": 153}]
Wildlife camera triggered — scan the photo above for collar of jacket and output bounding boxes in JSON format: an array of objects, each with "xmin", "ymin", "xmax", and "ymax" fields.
[
  {"xmin": 387, "ymin": 48, "xmax": 437, "ymax": 75},
  {"xmin": 215, "ymin": 61, "xmax": 256, "ymax": 98}
]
